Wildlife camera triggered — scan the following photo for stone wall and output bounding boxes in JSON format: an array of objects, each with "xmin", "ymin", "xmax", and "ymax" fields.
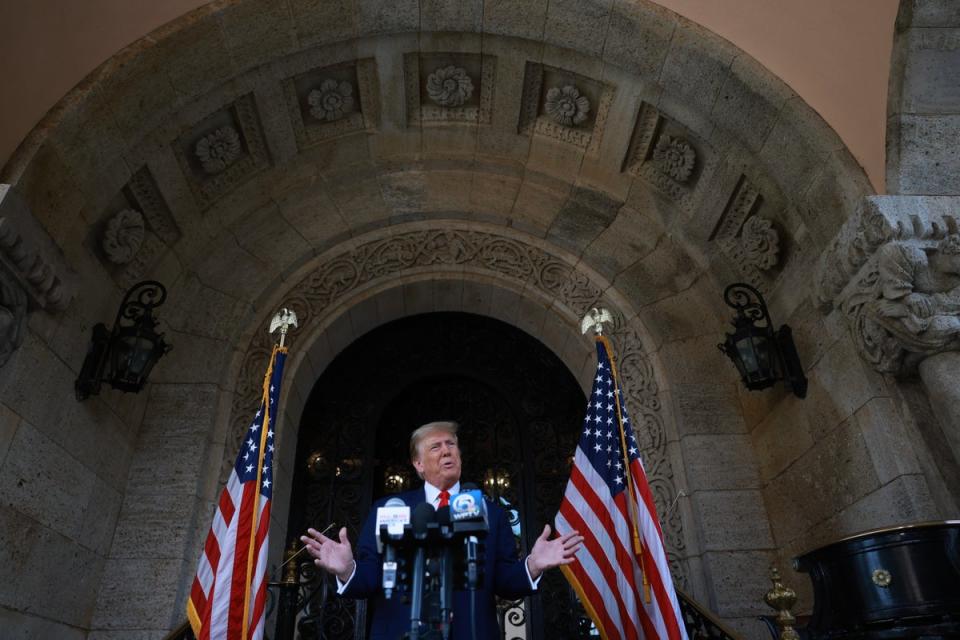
[
  {"xmin": 887, "ymin": 0, "xmax": 960, "ymax": 194},
  {"xmin": 0, "ymin": 201, "xmax": 147, "ymax": 636},
  {"xmin": 745, "ymin": 296, "xmax": 942, "ymax": 610}
]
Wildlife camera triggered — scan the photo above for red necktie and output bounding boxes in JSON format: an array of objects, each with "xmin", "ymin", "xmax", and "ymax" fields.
[{"xmin": 438, "ymin": 490, "xmax": 450, "ymax": 508}]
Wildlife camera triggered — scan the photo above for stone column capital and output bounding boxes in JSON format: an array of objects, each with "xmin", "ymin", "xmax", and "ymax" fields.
[{"xmin": 817, "ymin": 194, "xmax": 960, "ymax": 375}]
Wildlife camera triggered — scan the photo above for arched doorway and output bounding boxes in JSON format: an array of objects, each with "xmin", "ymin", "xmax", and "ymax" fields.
[{"xmin": 286, "ymin": 312, "xmax": 588, "ymax": 639}]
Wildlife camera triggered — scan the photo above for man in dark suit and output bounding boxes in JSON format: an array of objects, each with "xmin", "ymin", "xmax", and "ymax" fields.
[{"xmin": 301, "ymin": 420, "xmax": 583, "ymax": 639}]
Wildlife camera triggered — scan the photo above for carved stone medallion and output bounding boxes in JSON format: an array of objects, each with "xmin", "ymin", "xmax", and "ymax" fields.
[
  {"xmin": 518, "ymin": 62, "xmax": 614, "ymax": 156},
  {"xmin": 285, "ymin": 59, "xmax": 380, "ymax": 148},
  {"xmin": 622, "ymin": 102, "xmax": 715, "ymax": 210},
  {"xmin": 175, "ymin": 93, "xmax": 271, "ymax": 209},
  {"xmin": 405, "ymin": 53, "xmax": 494, "ymax": 126}
]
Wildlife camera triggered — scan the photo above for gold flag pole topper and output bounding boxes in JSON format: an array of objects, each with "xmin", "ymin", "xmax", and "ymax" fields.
[{"xmin": 581, "ymin": 307, "xmax": 652, "ymax": 604}]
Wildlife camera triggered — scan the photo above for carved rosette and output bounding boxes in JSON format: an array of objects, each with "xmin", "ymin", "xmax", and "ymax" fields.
[
  {"xmin": 737, "ymin": 215, "xmax": 780, "ymax": 271},
  {"xmin": 195, "ymin": 126, "xmax": 242, "ymax": 174},
  {"xmin": 652, "ymin": 135, "xmax": 696, "ymax": 183},
  {"xmin": 518, "ymin": 63, "xmax": 614, "ymax": 154},
  {"xmin": 426, "ymin": 66, "xmax": 474, "ymax": 107},
  {"xmin": 622, "ymin": 102, "xmax": 714, "ymax": 209},
  {"xmin": 544, "ymin": 85, "xmax": 590, "ymax": 127},
  {"xmin": 102, "ymin": 208, "xmax": 146, "ymax": 264},
  {"xmin": 816, "ymin": 195, "xmax": 960, "ymax": 375},
  {"xmin": 308, "ymin": 79, "xmax": 355, "ymax": 122},
  {"xmin": 710, "ymin": 176, "xmax": 783, "ymax": 291},
  {"xmin": 227, "ymin": 224, "xmax": 689, "ymax": 585}
]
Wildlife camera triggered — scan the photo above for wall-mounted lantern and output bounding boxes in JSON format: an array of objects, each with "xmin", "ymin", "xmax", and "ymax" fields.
[
  {"xmin": 717, "ymin": 283, "xmax": 807, "ymax": 399},
  {"xmin": 75, "ymin": 281, "xmax": 172, "ymax": 401}
]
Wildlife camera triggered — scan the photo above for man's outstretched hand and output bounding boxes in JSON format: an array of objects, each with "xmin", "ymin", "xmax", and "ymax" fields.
[
  {"xmin": 301, "ymin": 526, "xmax": 355, "ymax": 582},
  {"xmin": 526, "ymin": 524, "xmax": 584, "ymax": 579}
]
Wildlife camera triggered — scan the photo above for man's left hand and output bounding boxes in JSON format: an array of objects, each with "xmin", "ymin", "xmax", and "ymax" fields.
[{"xmin": 526, "ymin": 524, "xmax": 584, "ymax": 579}]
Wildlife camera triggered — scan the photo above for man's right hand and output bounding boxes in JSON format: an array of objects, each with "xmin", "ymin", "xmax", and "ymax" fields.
[{"xmin": 301, "ymin": 526, "xmax": 355, "ymax": 582}]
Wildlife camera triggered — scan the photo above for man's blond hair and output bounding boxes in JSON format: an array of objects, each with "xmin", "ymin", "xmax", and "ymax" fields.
[{"xmin": 409, "ymin": 420, "xmax": 459, "ymax": 461}]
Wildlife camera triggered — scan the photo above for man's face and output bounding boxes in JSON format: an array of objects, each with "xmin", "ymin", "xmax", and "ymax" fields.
[{"xmin": 412, "ymin": 430, "xmax": 461, "ymax": 490}]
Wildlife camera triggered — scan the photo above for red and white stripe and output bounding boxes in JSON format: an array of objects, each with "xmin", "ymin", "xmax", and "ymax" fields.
[
  {"xmin": 187, "ymin": 463, "xmax": 271, "ymax": 640},
  {"xmin": 557, "ymin": 444, "xmax": 687, "ymax": 640}
]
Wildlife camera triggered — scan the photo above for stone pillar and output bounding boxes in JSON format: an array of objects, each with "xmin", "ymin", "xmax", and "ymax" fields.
[{"xmin": 918, "ymin": 351, "xmax": 960, "ymax": 466}]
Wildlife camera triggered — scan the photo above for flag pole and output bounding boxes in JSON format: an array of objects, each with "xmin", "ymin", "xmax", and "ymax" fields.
[
  {"xmin": 240, "ymin": 308, "xmax": 299, "ymax": 640},
  {"xmin": 581, "ymin": 308, "xmax": 652, "ymax": 604}
]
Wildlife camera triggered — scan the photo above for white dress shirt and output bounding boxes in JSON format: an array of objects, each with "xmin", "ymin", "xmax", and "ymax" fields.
[{"xmin": 336, "ymin": 481, "xmax": 541, "ymax": 593}]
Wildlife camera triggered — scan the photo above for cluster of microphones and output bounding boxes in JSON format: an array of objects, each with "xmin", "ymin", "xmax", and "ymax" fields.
[{"xmin": 375, "ymin": 484, "xmax": 490, "ymax": 640}]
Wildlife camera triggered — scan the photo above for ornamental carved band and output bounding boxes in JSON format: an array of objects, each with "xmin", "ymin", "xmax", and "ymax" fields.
[
  {"xmin": 229, "ymin": 225, "xmax": 689, "ymax": 586},
  {"xmin": 816, "ymin": 195, "xmax": 960, "ymax": 375}
]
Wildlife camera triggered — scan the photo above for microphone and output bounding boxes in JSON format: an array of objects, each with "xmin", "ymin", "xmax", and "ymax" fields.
[
  {"xmin": 409, "ymin": 502, "xmax": 435, "ymax": 640},
  {"xmin": 436, "ymin": 506, "xmax": 454, "ymax": 640},
  {"xmin": 449, "ymin": 483, "xmax": 489, "ymax": 534},
  {"xmin": 378, "ymin": 497, "xmax": 407, "ymax": 599},
  {"xmin": 375, "ymin": 497, "xmax": 410, "ymax": 553}
]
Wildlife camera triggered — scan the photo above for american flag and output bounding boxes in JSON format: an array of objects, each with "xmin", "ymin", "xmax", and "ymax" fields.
[
  {"xmin": 187, "ymin": 346, "xmax": 287, "ymax": 640},
  {"xmin": 556, "ymin": 337, "xmax": 687, "ymax": 640}
]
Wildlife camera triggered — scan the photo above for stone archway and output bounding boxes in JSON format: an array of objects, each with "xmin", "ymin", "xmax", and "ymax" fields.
[
  {"xmin": 218, "ymin": 220, "xmax": 693, "ymax": 594},
  {"xmin": 1, "ymin": 2, "xmax": 920, "ymax": 639}
]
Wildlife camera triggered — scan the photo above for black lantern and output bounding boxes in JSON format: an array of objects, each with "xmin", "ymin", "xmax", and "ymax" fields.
[
  {"xmin": 717, "ymin": 283, "xmax": 807, "ymax": 398},
  {"xmin": 75, "ymin": 281, "xmax": 172, "ymax": 401}
]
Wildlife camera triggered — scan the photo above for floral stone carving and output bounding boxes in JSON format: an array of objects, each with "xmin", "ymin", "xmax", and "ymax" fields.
[
  {"xmin": 816, "ymin": 195, "xmax": 960, "ymax": 374},
  {"xmin": 544, "ymin": 85, "xmax": 590, "ymax": 127},
  {"xmin": 308, "ymin": 79, "xmax": 355, "ymax": 122},
  {"xmin": 195, "ymin": 126, "xmax": 242, "ymax": 174},
  {"xmin": 738, "ymin": 215, "xmax": 780, "ymax": 271},
  {"xmin": 652, "ymin": 135, "xmax": 696, "ymax": 183},
  {"xmin": 426, "ymin": 66, "xmax": 474, "ymax": 107},
  {"xmin": 102, "ymin": 208, "xmax": 145, "ymax": 265}
]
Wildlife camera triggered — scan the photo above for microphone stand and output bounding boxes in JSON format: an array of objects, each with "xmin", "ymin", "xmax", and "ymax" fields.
[
  {"xmin": 437, "ymin": 506, "xmax": 454, "ymax": 640},
  {"xmin": 408, "ymin": 502, "xmax": 434, "ymax": 640}
]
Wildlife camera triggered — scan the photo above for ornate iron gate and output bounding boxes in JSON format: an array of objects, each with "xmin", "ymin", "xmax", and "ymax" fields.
[{"xmin": 285, "ymin": 312, "xmax": 592, "ymax": 640}]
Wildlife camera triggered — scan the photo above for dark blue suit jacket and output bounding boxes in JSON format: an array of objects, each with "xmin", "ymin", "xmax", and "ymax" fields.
[{"xmin": 342, "ymin": 487, "xmax": 534, "ymax": 639}]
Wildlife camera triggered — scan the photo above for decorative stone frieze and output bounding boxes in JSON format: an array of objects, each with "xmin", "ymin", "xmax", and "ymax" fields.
[
  {"xmin": 404, "ymin": 53, "xmax": 494, "ymax": 125},
  {"xmin": 228, "ymin": 223, "xmax": 688, "ymax": 587},
  {"xmin": 709, "ymin": 175, "xmax": 784, "ymax": 291},
  {"xmin": 101, "ymin": 209, "xmax": 145, "ymax": 264},
  {"xmin": 518, "ymin": 62, "xmax": 614, "ymax": 155},
  {"xmin": 285, "ymin": 59, "xmax": 380, "ymax": 149},
  {"xmin": 175, "ymin": 93, "xmax": 271, "ymax": 209},
  {"xmin": 622, "ymin": 102, "xmax": 714, "ymax": 209},
  {"xmin": 0, "ymin": 185, "xmax": 72, "ymax": 313},
  {"xmin": 816, "ymin": 195, "xmax": 960, "ymax": 374}
]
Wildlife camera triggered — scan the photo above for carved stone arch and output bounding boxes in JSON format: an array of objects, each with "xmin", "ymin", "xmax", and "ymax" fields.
[{"xmin": 220, "ymin": 220, "xmax": 694, "ymax": 587}]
